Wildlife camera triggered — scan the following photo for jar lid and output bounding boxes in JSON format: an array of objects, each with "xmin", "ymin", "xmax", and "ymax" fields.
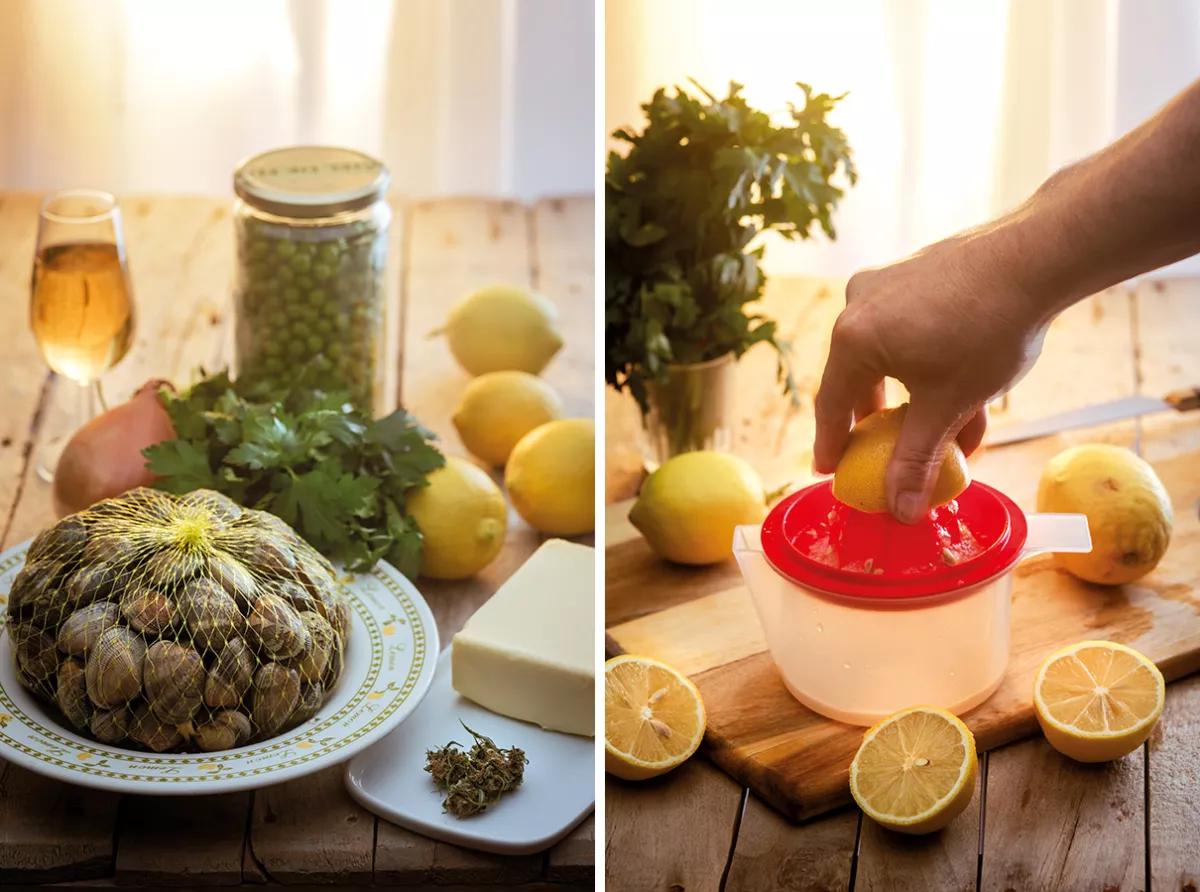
[
  {"xmin": 233, "ymin": 146, "xmax": 389, "ymax": 218},
  {"xmin": 759, "ymin": 480, "xmax": 1028, "ymax": 602}
]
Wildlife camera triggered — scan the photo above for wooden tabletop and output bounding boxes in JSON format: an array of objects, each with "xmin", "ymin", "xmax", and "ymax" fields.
[
  {"xmin": 605, "ymin": 276, "xmax": 1200, "ymax": 891},
  {"xmin": 0, "ymin": 192, "xmax": 595, "ymax": 888}
]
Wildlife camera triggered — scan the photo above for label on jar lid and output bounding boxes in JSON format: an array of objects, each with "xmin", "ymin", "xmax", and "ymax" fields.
[{"xmin": 234, "ymin": 146, "xmax": 390, "ymax": 216}]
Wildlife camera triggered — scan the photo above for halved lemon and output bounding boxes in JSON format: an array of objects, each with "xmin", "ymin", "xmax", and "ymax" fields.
[
  {"xmin": 1033, "ymin": 640, "xmax": 1164, "ymax": 763},
  {"xmin": 604, "ymin": 655, "xmax": 706, "ymax": 781},
  {"xmin": 849, "ymin": 705, "xmax": 977, "ymax": 834}
]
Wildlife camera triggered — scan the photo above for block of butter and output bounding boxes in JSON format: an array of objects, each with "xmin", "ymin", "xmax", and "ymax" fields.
[{"xmin": 451, "ymin": 539, "xmax": 595, "ymax": 737}]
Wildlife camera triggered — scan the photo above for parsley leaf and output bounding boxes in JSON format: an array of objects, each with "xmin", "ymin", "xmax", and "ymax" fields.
[{"xmin": 143, "ymin": 370, "xmax": 443, "ymax": 573}]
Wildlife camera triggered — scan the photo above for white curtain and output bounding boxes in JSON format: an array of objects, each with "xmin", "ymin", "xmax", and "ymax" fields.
[
  {"xmin": 606, "ymin": 0, "xmax": 1200, "ymax": 277},
  {"xmin": 0, "ymin": 0, "xmax": 595, "ymax": 200}
]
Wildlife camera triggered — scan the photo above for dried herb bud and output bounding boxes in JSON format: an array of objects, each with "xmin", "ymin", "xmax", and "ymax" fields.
[{"xmin": 424, "ymin": 722, "xmax": 528, "ymax": 819}]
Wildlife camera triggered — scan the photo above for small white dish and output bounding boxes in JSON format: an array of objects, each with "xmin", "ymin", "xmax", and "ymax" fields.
[
  {"xmin": 345, "ymin": 647, "xmax": 594, "ymax": 855},
  {"xmin": 0, "ymin": 539, "xmax": 438, "ymax": 795}
]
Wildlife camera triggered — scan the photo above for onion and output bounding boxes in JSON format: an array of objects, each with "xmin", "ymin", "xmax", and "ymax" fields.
[{"xmin": 52, "ymin": 380, "xmax": 176, "ymax": 517}]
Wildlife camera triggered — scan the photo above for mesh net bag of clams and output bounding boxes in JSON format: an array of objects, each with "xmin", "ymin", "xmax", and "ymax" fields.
[{"xmin": 4, "ymin": 487, "xmax": 350, "ymax": 753}]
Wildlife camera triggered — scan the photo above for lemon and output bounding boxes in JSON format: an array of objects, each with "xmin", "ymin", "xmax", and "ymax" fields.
[
  {"xmin": 849, "ymin": 705, "xmax": 978, "ymax": 835},
  {"xmin": 832, "ymin": 404, "xmax": 969, "ymax": 514},
  {"xmin": 406, "ymin": 457, "xmax": 507, "ymax": 579},
  {"xmin": 505, "ymin": 419, "xmax": 594, "ymax": 535},
  {"xmin": 1033, "ymin": 640, "xmax": 1164, "ymax": 763},
  {"xmin": 604, "ymin": 654, "xmax": 706, "ymax": 781},
  {"xmin": 439, "ymin": 285, "xmax": 564, "ymax": 376},
  {"xmin": 629, "ymin": 451, "xmax": 766, "ymax": 565},
  {"xmin": 1036, "ymin": 444, "xmax": 1172, "ymax": 585},
  {"xmin": 452, "ymin": 371, "xmax": 564, "ymax": 467}
]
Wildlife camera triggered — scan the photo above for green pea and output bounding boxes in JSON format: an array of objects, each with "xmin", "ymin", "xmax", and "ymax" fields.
[
  {"xmin": 277, "ymin": 265, "xmax": 296, "ymax": 283},
  {"xmin": 308, "ymin": 288, "xmax": 327, "ymax": 306},
  {"xmin": 306, "ymin": 334, "xmax": 324, "ymax": 353},
  {"xmin": 294, "ymin": 275, "xmax": 314, "ymax": 291},
  {"xmin": 312, "ymin": 263, "xmax": 334, "ymax": 282},
  {"xmin": 282, "ymin": 286, "xmax": 301, "ymax": 304},
  {"xmin": 290, "ymin": 253, "xmax": 312, "ymax": 273},
  {"xmin": 287, "ymin": 340, "xmax": 307, "ymax": 359},
  {"xmin": 327, "ymin": 342, "xmax": 343, "ymax": 359},
  {"xmin": 318, "ymin": 242, "xmax": 342, "ymax": 263},
  {"xmin": 275, "ymin": 240, "xmax": 297, "ymax": 257}
]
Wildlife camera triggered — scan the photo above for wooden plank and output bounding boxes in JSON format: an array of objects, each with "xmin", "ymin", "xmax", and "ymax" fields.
[
  {"xmin": 373, "ymin": 821, "xmax": 437, "ymax": 886},
  {"xmin": 725, "ymin": 801, "xmax": 856, "ymax": 892},
  {"xmin": 0, "ymin": 759, "xmax": 119, "ymax": 883},
  {"xmin": 546, "ymin": 814, "xmax": 595, "ymax": 885},
  {"xmin": 1149, "ymin": 675, "xmax": 1200, "ymax": 890},
  {"xmin": 114, "ymin": 793, "xmax": 248, "ymax": 886},
  {"xmin": 855, "ymin": 771, "xmax": 981, "ymax": 892},
  {"xmin": 981, "ymin": 738, "xmax": 1145, "ymax": 891},
  {"xmin": 605, "ymin": 760, "xmax": 744, "ymax": 892},
  {"xmin": 248, "ymin": 765, "xmax": 375, "ymax": 885}
]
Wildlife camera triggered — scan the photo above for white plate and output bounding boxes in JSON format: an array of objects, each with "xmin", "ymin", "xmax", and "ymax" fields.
[
  {"xmin": 0, "ymin": 539, "xmax": 438, "ymax": 795},
  {"xmin": 345, "ymin": 648, "xmax": 594, "ymax": 855}
]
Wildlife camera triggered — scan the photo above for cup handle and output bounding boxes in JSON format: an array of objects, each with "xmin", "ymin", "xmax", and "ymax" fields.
[{"xmin": 1022, "ymin": 513, "xmax": 1092, "ymax": 557}]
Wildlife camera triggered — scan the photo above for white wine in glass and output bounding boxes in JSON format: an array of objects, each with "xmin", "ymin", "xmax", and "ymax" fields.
[{"xmin": 30, "ymin": 189, "xmax": 136, "ymax": 480}]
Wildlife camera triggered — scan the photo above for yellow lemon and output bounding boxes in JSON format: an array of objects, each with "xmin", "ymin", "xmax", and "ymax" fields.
[
  {"xmin": 505, "ymin": 419, "xmax": 594, "ymax": 535},
  {"xmin": 1036, "ymin": 444, "xmax": 1172, "ymax": 585},
  {"xmin": 439, "ymin": 284, "xmax": 564, "ymax": 376},
  {"xmin": 452, "ymin": 371, "xmax": 564, "ymax": 467},
  {"xmin": 406, "ymin": 457, "xmax": 507, "ymax": 579},
  {"xmin": 629, "ymin": 451, "xmax": 765, "ymax": 565},
  {"xmin": 604, "ymin": 654, "xmax": 706, "ymax": 781},
  {"xmin": 849, "ymin": 705, "xmax": 977, "ymax": 835},
  {"xmin": 832, "ymin": 404, "xmax": 969, "ymax": 514},
  {"xmin": 1033, "ymin": 640, "xmax": 1164, "ymax": 763}
]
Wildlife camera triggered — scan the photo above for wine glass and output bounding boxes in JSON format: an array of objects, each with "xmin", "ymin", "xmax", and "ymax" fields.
[{"xmin": 30, "ymin": 189, "xmax": 137, "ymax": 481}]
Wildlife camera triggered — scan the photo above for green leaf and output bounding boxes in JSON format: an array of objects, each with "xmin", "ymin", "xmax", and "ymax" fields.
[{"xmin": 143, "ymin": 440, "xmax": 216, "ymax": 492}]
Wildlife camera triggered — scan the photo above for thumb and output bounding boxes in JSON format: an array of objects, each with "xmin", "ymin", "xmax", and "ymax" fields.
[{"xmin": 886, "ymin": 396, "xmax": 962, "ymax": 524}]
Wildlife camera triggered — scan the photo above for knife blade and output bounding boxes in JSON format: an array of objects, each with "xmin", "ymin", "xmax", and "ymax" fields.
[{"xmin": 986, "ymin": 387, "xmax": 1200, "ymax": 447}]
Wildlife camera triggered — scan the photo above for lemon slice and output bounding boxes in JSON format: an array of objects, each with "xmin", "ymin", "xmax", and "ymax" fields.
[
  {"xmin": 849, "ymin": 705, "xmax": 977, "ymax": 834},
  {"xmin": 1033, "ymin": 640, "xmax": 1164, "ymax": 763},
  {"xmin": 604, "ymin": 655, "xmax": 706, "ymax": 781}
]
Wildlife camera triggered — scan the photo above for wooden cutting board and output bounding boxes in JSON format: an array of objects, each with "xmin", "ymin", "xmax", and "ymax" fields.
[{"xmin": 606, "ymin": 412, "xmax": 1200, "ymax": 822}]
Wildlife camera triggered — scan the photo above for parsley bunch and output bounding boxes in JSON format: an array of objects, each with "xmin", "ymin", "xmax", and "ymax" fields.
[
  {"xmin": 606, "ymin": 80, "xmax": 856, "ymax": 411},
  {"xmin": 143, "ymin": 368, "xmax": 443, "ymax": 576}
]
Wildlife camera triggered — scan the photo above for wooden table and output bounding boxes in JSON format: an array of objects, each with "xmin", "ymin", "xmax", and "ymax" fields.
[
  {"xmin": 0, "ymin": 192, "xmax": 595, "ymax": 888},
  {"xmin": 605, "ymin": 276, "xmax": 1200, "ymax": 891}
]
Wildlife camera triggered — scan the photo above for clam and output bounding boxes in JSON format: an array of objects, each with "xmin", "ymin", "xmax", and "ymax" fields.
[
  {"xmin": 64, "ymin": 561, "xmax": 118, "ymax": 609},
  {"xmin": 55, "ymin": 658, "xmax": 90, "ymax": 729},
  {"xmin": 28, "ymin": 516, "xmax": 88, "ymax": 564},
  {"xmin": 246, "ymin": 534, "xmax": 296, "ymax": 578},
  {"xmin": 127, "ymin": 702, "xmax": 183, "ymax": 752},
  {"xmin": 143, "ymin": 641, "xmax": 205, "ymax": 724},
  {"xmin": 179, "ymin": 578, "xmax": 243, "ymax": 652},
  {"xmin": 324, "ymin": 630, "xmax": 345, "ymax": 689},
  {"xmin": 119, "ymin": 585, "xmax": 176, "ymax": 635},
  {"xmin": 251, "ymin": 663, "xmax": 301, "ymax": 736},
  {"xmin": 248, "ymin": 592, "xmax": 308, "ymax": 659},
  {"xmin": 9, "ymin": 559, "xmax": 65, "ymax": 614},
  {"xmin": 204, "ymin": 638, "xmax": 255, "ymax": 709},
  {"xmin": 208, "ymin": 551, "xmax": 257, "ymax": 607},
  {"xmin": 291, "ymin": 611, "xmax": 335, "ymax": 682},
  {"xmin": 193, "ymin": 710, "xmax": 252, "ymax": 752},
  {"xmin": 143, "ymin": 546, "xmax": 207, "ymax": 590},
  {"xmin": 90, "ymin": 706, "xmax": 131, "ymax": 744},
  {"xmin": 82, "ymin": 532, "xmax": 140, "ymax": 570},
  {"xmin": 85, "ymin": 626, "xmax": 146, "ymax": 708},
  {"xmin": 15, "ymin": 626, "xmax": 60, "ymax": 681},
  {"xmin": 56, "ymin": 601, "xmax": 122, "ymax": 656},
  {"xmin": 181, "ymin": 488, "xmax": 242, "ymax": 524},
  {"xmin": 289, "ymin": 682, "xmax": 324, "ymax": 726}
]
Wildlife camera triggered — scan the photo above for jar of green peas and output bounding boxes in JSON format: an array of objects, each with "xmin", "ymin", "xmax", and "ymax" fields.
[{"xmin": 233, "ymin": 146, "xmax": 390, "ymax": 409}]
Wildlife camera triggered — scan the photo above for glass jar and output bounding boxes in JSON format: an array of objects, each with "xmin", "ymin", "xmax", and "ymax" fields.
[
  {"xmin": 233, "ymin": 146, "xmax": 391, "ymax": 410},
  {"xmin": 640, "ymin": 353, "xmax": 735, "ymax": 468}
]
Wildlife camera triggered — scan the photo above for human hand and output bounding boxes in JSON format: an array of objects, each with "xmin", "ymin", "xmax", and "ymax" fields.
[{"xmin": 814, "ymin": 230, "xmax": 1050, "ymax": 522}]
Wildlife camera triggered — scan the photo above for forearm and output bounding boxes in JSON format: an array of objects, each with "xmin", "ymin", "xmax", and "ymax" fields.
[{"xmin": 985, "ymin": 79, "xmax": 1200, "ymax": 321}]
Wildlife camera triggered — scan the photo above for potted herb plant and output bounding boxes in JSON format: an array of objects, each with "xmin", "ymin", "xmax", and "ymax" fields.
[{"xmin": 606, "ymin": 81, "xmax": 856, "ymax": 463}]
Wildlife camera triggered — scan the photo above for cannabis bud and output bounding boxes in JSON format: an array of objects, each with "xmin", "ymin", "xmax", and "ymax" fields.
[{"xmin": 424, "ymin": 722, "xmax": 527, "ymax": 818}]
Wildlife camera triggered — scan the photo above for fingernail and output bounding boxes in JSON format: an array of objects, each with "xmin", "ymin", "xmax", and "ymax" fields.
[{"xmin": 895, "ymin": 491, "xmax": 924, "ymax": 524}]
